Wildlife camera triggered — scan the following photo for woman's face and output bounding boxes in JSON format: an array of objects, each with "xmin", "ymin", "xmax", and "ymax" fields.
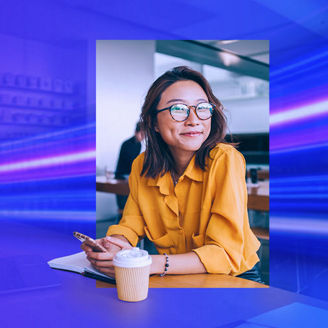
[{"xmin": 155, "ymin": 80, "xmax": 211, "ymax": 159}]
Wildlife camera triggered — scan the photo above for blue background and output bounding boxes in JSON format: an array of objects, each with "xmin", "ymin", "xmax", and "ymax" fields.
[{"xmin": 1, "ymin": 1, "xmax": 328, "ymax": 327}]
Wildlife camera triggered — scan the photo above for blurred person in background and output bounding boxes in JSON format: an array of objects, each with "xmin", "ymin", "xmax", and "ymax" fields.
[
  {"xmin": 115, "ymin": 122, "xmax": 145, "ymax": 214},
  {"xmin": 83, "ymin": 66, "xmax": 262, "ymax": 283}
]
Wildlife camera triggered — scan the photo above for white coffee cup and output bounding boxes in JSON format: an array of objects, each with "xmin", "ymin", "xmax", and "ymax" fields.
[{"xmin": 113, "ymin": 247, "xmax": 152, "ymax": 302}]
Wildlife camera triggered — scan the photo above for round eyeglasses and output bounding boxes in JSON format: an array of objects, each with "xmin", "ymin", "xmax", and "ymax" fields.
[{"xmin": 156, "ymin": 102, "xmax": 215, "ymax": 122}]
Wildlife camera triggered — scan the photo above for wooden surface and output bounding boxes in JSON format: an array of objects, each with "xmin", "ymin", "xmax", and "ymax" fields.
[
  {"xmin": 251, "ymin": 227, "xmax": 269, "ymax": 240},
  {"xmin": 96, "ymin": 176, "xmax": 269, "ymax": 212},
  {"xmin": 97, "ymin": 273, "xmax": 267, "ymax": 288},
  {"xmin": 247, "ymin": 180, "xmax": 269, "ymax": 211},
  {"xmin": 247, "ymin": 169, "xmax": 269, "ymax": 181},
  {"xmin": 96, "ymin": 176, "xmax": 129, "ymax": 195}
]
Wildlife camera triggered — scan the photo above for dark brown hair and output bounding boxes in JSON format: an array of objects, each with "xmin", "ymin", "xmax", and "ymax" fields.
[{"xmin": 140, "ymin": 66, "xmax": 227, "ymax": 178}]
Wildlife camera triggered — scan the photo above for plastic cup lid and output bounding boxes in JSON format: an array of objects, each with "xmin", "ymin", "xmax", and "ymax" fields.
[{"xmin": 113, "ymin": 247, "xmax": 152, "ymax": 268}]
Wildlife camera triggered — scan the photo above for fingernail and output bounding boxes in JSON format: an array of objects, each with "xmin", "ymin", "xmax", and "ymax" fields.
[{"xmin": 106, "ymin": 236, "xmax": 111, "ymax": 240}]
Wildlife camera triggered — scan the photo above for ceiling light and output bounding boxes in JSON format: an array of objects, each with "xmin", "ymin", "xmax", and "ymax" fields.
[
  {"xmin": 218, "ymin": 40, "xmax": 239, "ymax": 45},
  {"xmin": 218, "ymin": 52, "xmax": 240, "ymax": 66}
]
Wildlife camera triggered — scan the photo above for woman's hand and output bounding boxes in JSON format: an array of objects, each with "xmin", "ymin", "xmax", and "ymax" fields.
[{"xmin": 81, "ymin": 236, "xmax": 132, "ymax": 277}]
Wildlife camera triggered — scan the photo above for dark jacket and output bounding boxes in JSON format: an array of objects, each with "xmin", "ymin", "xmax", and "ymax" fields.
[
  {"xmin": 115, "ymin": 136, "xmax": 141, "ymax": 211},
  {"xmin": 115, "ymin": 136, "xmax": 141, "ymax": 179}
]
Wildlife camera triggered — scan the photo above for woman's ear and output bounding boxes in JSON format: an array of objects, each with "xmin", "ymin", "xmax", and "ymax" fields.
[{"xmin": 154, "ymin": 121, "xmax": 159, "ymax": 133}]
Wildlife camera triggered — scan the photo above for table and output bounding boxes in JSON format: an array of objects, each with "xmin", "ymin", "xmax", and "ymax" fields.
[
  {"xmin": 247, "ymin": 181, "xmax": 269, "ymax": 241},
  {"xmin": 96, "ymin": 176, "xmax": 270, "ymax": 212},
  {"xmin": 96, "ymin": 176, "xmax": 129, "ymax": 195},
  {"xmin": 97, "ymin": 273, "xmax": 267, "ymax": 288},
  {"xmin": 2, "ymin": 219, "xmax": 328, "ymax": 328},
  {"xmin": 247, "ymin": 169, "xmax": 269, "ymax": 181},
  {"xmin": 251, "ymin": 227, "xmax": 269, "ymax": 241},
  {"xmin": 247, "ymin": 180, "xmax": 269, "ymax": 212}
]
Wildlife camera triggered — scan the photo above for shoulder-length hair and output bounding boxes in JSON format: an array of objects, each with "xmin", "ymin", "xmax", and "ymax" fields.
[{"xmin": 140, "ymin": 66, "xmax": 227, "ymax": 178}]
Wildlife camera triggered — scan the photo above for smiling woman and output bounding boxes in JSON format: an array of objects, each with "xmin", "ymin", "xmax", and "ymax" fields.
[
  {"xmin": 154, "ymin": 80, "xmax": 212, "ymax": 176},
  {"xmin": 83, "ymin": 66, "xmax": 262, "ymax": 283}
]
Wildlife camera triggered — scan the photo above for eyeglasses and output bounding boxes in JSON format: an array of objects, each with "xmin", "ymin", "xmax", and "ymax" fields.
[{"xmin": 156, "ymin": 102, "xmax": 215, "ymax": 122}]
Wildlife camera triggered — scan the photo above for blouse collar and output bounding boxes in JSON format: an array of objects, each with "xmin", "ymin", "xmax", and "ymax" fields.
[{"xmin": 147, "ymin": 155, "xmax": 203, "ymax": 195}]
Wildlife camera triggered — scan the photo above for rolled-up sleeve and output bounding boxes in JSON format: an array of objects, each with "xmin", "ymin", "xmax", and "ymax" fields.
[
  {"xmin": 192, "ymin": 149, "xmax": 260, "ymax": 274},
  {"xmin": 106, "ymin": 158, "xmax": 146, "ymax": 247}
]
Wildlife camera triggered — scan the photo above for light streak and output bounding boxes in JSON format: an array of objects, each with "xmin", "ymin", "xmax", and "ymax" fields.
[
  {"xmin": 270, "ymin": 99, "xmax": 328, "ymax": 125},
  {"xmin": 0, "ymin": 150, "xmax": 96, "ymax": 173},
  {"xmin": 271, "ymin": 217, "xmax": 328, "ymax": 235},
  {"xmin": 0, "ymin": 210, "xmax": 95, "ymax": 221},
  {"xmin": 0, "ymin": 123, "xmax": 95, "ymax": 149}
]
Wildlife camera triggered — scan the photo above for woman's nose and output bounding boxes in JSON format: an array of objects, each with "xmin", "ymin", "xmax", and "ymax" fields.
[{"xmin": 185, "ymin": 107, "xmax": 200, "ymax": 125}]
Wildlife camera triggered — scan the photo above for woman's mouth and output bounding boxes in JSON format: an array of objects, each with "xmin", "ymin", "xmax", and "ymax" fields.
[{"xmin": 180, "ymin": 131, "xmax": 203, "ymax": 137}]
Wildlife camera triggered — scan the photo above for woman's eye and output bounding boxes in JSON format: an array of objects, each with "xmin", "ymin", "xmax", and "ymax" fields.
[{"xmin": 172, "ymin": 105, "xmax": 186, "ymax": 112}]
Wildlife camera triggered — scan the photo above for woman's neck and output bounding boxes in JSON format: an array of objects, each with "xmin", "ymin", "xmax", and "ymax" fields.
[{"xmin": 170, "ymin": 149, "xmax": 195, "ymax": 176}]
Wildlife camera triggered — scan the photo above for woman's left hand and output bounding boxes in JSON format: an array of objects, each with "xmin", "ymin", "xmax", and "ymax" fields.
[{"xmin": 86, "ymin": 236, "xmax": 132, "ymax": 277}]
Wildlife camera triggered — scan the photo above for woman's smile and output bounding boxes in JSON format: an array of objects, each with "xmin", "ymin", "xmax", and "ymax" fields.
[
  {"xmin": 155, "ymin": 80, "xmax": 211, "ymax": 161},
  {"xmin": 180, "ymin": 130, "xmax": 203, "ymax": 137}
]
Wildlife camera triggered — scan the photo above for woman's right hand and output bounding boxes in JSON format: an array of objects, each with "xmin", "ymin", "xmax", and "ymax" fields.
[{"xmin": 81, "ymin": 235, "xmax": 131, "ymax": 277}]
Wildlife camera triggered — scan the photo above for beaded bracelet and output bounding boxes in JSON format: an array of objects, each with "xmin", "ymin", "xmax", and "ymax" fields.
[{"xmin": 160, "ymin": 253, "xmax": 169, "ymax": 277}]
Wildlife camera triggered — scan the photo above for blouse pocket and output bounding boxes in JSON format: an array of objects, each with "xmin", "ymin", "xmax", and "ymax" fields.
[
  {"xmin": 191, "ymin": 233, "xmax": 205, "ymax": 249},
  {"xmin": 144, "ymin": 227, "xmax": 174, "ymax": 253}
]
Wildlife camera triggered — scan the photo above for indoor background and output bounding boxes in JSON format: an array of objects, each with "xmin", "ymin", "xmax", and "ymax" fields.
[
  {"xmin": 1, "ymin": 1, "xmax": 328, "ymax": 326},
  {"xmin": 96, "ymin": 40, "xmax": 269, "ymax": 284}
]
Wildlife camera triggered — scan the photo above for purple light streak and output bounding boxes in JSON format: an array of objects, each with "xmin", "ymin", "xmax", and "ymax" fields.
[{"xmin": 0, "ymin": 159, "xmax": 95, "ymax": 184}]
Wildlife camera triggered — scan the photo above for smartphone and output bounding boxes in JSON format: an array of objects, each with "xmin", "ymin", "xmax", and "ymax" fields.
[{"xmin": 73, "ymin": 231, "xmax": 107, "ymax": 252}]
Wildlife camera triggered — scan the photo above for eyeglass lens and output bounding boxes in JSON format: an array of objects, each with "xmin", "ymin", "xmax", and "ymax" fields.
[{"xmin": 170, "ymin": 103, "xmax": 213, "ymax": 121}]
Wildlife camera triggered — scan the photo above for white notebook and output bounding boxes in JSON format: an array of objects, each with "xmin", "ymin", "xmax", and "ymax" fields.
[{"xmin": 48, "ymin": 252, "xmax": 115, "ymax": 283}]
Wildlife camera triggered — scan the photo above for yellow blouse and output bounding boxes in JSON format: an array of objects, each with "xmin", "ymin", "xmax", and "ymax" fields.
[{"xmin": 107, "ymin": 143, "xmax": 260, "ymax": 275}]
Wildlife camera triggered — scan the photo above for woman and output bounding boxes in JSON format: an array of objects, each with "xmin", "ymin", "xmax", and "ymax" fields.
[{"xmin": 83, "ymin": 66, "xmax": 261, "ymax": 281}]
